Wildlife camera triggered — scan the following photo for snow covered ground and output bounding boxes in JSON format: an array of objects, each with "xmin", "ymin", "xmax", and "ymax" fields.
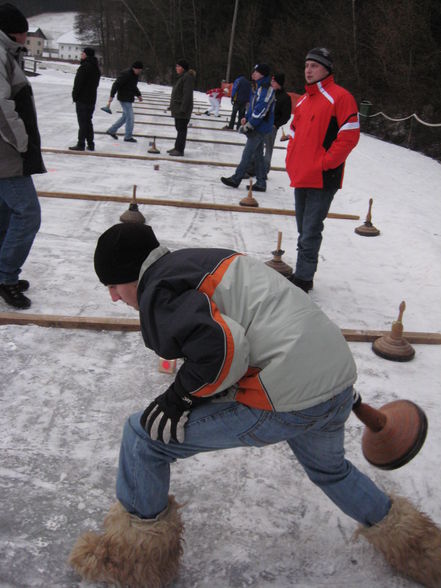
[{"xmin": 0, "ymin": 59, "xmax": 440, "ymax": 588}]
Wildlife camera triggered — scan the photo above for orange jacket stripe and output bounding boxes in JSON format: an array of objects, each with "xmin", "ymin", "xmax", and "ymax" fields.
[
  {"xmin": 191, "ymin": 297, "xmax": 235, "ymax": 398},
  {"xmin": 235, "ymin": 367, "xmax": 274, "ymax": 411},
  {"xmin": 192, "ymin": 254, "xmax": 242, "ymax": 397},
  {"xmin": 198, "ymin": 253, "xmax": 241, "ymax": 298}
]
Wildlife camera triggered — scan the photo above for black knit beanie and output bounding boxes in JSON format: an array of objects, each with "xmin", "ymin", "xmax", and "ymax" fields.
[
  {"xmin": 254, "ymin": 63, "xmax": 270, "ymax": 77},
  {"xmin": 83, "ymin": 47, "xmax": 95, "ymax": 57},
  {"xmin": 0, "ymin": 3, "xmax": 28, "ymax": 34},
  {"xmin": 176, "ymin": 58, "xmax": 189, "ymax": 71},
  {"xmin": 272, "ymin": 73, "xmax": 285, "ymax": 87},
  {"xmin": 94, "ymin": 223, "xmax": 160, "ymax": 285},
  {"xmin": 131, "ymin": 60, "xmax": 143, "ymax": 69},
  {"xmin": 305, "ymin": 47, "xmax": 333, "ymax": 72}
]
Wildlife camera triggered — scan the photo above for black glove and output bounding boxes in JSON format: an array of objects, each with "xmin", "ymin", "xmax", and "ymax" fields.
[{"xmin": 141, "ymin": 387, "xmax": 197, "ymax": 444}]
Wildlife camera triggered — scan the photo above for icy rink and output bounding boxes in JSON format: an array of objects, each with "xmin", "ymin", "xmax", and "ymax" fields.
[{"xmin": 0, "ymin": 65, "xmax": 440, "ymax": 588}]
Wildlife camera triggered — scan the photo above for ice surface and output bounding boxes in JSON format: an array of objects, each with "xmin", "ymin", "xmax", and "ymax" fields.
[{"xmin": 0, "ymin": 50, "xmax": 440, "ymax": 588}]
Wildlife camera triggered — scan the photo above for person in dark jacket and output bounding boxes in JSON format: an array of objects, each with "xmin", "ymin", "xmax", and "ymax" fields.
[
  {"xmin": 224, "ymin": 74, "xmax": 251, "ymax": 130},
  {"xmin": 0, "ymin": 3, "xmax": 46, "ymax": 310},
  {"xmin": 68, "ymin": 221, "xmax": 441, "ymax": 588},
  {"xmin": 105, "ymin": 61, "xmax": 143, "ymax": 142},
  {"xmin": 264, "ymin": 73, "xmax": 292, "ymax": 173},
  {"xmin": 247, "ymin": 72, "xmax": 292, "ymax": 177},
  {"xmin": 167, "ymin": 58, "xmax": 195, "ymax": 156},
  {"xmin": 69, "ymin": 47, "xmax": 101, "ymax": 151}
]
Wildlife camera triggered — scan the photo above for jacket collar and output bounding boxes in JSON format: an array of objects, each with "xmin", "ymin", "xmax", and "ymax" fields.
[
  {"xmin": 0, "ymin": 29, "xmax": 24, "ymax": 56},
  {"xmin": 305, "ymin": 74, "xmax": 334, "ymax": 95},
  {"xmin": 138, "ymin": 245, "xmax": 170, "ymax": 284}
]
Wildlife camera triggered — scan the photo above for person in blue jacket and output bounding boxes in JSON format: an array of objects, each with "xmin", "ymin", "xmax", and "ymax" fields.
[
  {"xmin": 225, "ymin": 74, "xmax": 251, "ymax": 130},
  {"xmin": 221, "ymin": 63, "xmax": 275, "ymax": 192}
]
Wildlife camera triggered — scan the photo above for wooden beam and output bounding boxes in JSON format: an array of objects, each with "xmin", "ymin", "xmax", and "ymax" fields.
[
  {"xmin": 1, "ymin": 311, "xmax": 440, "ymax": 344},
  {"xmin": 42, "ymin": 147, "xmax": 284, "ymax": 170},
  {"xmin": 0, "ymin": 312, "xmax": 140, "ymax": 331},
  {"xmin": 341, "ymin": 329, "xmax": 441, "ymax": 345},
  {"xmin": 94, "ymin": 130, "xmax": 286, "ymax": 150},
  {"xmin": 37, "ymin": 190, "xmax": 360, "ymax": 220}
]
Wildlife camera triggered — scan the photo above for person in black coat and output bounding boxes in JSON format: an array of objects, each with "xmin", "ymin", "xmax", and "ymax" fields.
[
  {"xmin": 105, "ymin": 61, "xmax": 143, "ymax": 143},
  {"xmin": 167, "ymin": 59, "xmax": 195, "ymax": 156},
  {"xmin": 69, "ymin": 47, "xmax": 101, "ymax": 151}
]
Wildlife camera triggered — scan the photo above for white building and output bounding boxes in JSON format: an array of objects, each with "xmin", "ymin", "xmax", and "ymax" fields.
[{"xmin": 56, "ymin": 30, "xmax": 84, "ymax": 61}]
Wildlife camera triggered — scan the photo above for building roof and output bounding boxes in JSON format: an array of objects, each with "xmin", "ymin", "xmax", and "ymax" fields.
[{"xmin": 28, "ymin": 26, "xmax": 47, "ymax": 39}]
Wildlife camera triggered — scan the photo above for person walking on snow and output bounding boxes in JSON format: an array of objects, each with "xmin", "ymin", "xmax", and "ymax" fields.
[
  {"xmin": 69, "ymin": 222, "xmax": 441, "ymax": 588},
  {"xmin": 105, "ymin": 61, "xmax": 143, "ymax": 142},
  {"xmin": 0, "ymin": 3, "xmax": 46, "ymax": 310},
  {"xmin": 221, "ymin": 63, "xmax": 275, "ymax": 193},
  {"xmin": 285, "ymin": 47, "xmax": 360, "ymax": 293},
  {"xmin": 69, "ymin": 47, "xmax": 101, "ymax": 152}
]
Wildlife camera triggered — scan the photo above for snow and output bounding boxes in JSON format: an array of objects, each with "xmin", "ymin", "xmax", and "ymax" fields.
[
  {"xmin": 0, "ymin": 58, "xmax": 440, "ymax": 588},
  {"xmin": 27, "ymin": 12, "xmax": 78, "ymax": 41}
]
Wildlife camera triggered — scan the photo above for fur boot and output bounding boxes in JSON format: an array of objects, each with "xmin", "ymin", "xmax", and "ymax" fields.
[
  {"xmin": 355, "ymin": 495, "xmax": 441, "ymax": 587},
  {"xmin": 68, "ymin": 495, "xmax": 184, "ymax": 587}
]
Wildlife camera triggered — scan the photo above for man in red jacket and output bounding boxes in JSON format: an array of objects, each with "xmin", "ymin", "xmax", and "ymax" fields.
[{"xmin": 285, "ymin": 47, "xmax": 360, "ymax": 292}]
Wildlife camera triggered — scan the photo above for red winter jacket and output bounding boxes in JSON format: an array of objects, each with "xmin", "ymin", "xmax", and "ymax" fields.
[
  {"xmin": 285, "ymin": 75, "xmax": 360, "ymax": 190},
  {"xmin": 206, "ymin": 87, "xmax": 224, "ymax": 101}
]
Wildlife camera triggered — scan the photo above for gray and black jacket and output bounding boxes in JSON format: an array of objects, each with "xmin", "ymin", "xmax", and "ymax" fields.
[
  {"xmin": 169, "ymin": 69, "xmax": 195, "ymax": 119},
  {"xmin": 137, "ymin": 247, "xmax": 356, "ymax": 412},
  {"xmin": 0, "ymin": 30, "xmax": 45, "ymax": 178}
]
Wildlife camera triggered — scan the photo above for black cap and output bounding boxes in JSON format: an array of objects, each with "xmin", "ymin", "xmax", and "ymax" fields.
[
  {"xmin": 272, "ymin": 73, "xmax": 285, "ymax": 87},
  {"xmin": 83, "ymin": 47, "xmax": 95, "ymax": 57},
  {"xmin": 176, "ymin": 58, "xmax": 189, "ymax": 71},
  {"xmin": 94, "ymin": 223, "xmax": 160, "ymax": 285},
  {"xmin": 253, "ymin": 63, "xmax": 270, "ymax": 77},
  {"xmin": 0, "ymin": 3, "xmax": 28, "ymax": 34},
  {"xmin": 305, "ymin": 47, "xmax": 333, "ymax": 72},
  {"xmin": 131, "ymin": 60, "xmax": 143, "ymax": 69}
]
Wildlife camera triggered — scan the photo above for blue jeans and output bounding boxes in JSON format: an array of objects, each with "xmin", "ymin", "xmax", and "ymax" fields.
[
  {"xmin": 116, "ymin": 387, "xmax": 391, "ymax": 526},
  {"xmin": 0, "ymin": 176, "xmax": 41, "ymax": 284},
  {"xmin": 108, "ymin": 101, "xmax": 134, "ymax": 139},
  {"xmin": 294, "ymin": 187, "xmax": 337, "ymax": 281},
  {"xmin": 232, "ymin": 130, "xmax": 266, "ymax": 188}
]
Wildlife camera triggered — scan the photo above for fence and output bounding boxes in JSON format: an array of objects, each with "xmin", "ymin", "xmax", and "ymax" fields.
[{"xmin": 359, "ymin": 101, "xmax": 441, "ymax": 160}]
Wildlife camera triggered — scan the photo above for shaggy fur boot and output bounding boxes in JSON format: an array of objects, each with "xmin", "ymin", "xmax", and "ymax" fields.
[
  {"xmin": 68, "ymin": 495, "xmax": 184, "ymax": 587},
  {"xmin": 356, "ymin": 495, "xmax": 441, "ymax": 587}
]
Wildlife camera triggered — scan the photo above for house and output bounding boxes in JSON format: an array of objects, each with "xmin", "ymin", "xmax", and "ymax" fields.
[
  {"xmin": 56, "ymin": 30, "xmax": 100, "ymax": 62},
  {"xmin": 25, "ymin": 26, "xmax": 46, "ymax": 57}
]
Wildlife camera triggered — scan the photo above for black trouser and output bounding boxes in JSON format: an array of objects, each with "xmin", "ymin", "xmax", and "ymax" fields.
[
  {"xmin": 76, "ymin": 102, "xmax": 95, "ymax": 147},
  {"xmin": 228, "ymin": 101, "xmax": 246, "ymax": 129},
  {"xmin": 174, "ymin": 118, "xmax": 190, "ymax": 153}
]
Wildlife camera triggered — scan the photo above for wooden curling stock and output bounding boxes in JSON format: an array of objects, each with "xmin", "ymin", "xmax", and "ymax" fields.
[
  {"xmin": 352, "ymin": 395, "xmax": 428, "ymax": 470},
  {"xmin": 120, "ymin": 185, "xmax": 146, "ymax": 224}
]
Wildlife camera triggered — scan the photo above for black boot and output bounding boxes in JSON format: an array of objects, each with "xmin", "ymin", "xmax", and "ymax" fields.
[
  {"xmin": 221, "ymin": 176, "xmax": 240, "ymax": 188},
  {"xmin": 87, "ymin": 143, "xmax": 95, "ymax": 151},
  {"xmin": 0, "ymin": 283, "xmax": 31, "ymax": 309},
  {"xmin": 287, "ymin": 274, "xmax": 313, "ymax": 293},
  {"xmin": 69, "ymin": 144, "xmax": 85, "ymax": 151}
]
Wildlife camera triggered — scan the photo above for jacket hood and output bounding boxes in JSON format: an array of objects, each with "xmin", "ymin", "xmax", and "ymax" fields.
[{"xmin": 0, "ymin": 29, "xmax": 24, "ymax": 53}]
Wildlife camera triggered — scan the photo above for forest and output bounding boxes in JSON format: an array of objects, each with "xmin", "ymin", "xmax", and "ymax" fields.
[{"xmin": 17, "ymin": 0, "xmax": 441, "ymax": 159}]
